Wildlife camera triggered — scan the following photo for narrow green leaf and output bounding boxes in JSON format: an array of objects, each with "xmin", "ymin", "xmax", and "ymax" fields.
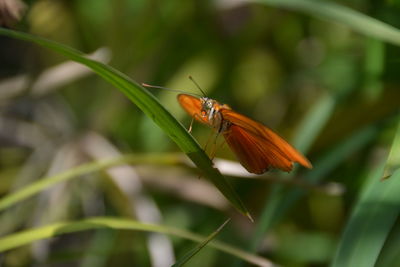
[
  {"xmin": 0, "ymin": 217, "xmax": 273, "ymax": 267},
  {"xmin": 293, "ymin": 93, "xmax": 336, "ymax": 153},
  {"xmin": 375, "ymin": 217, "xmax": 400, "ymax": 266},
  {"xmin": 0, "ymin": 154, "xmax": 185, "ymax": 212},
  {"xmin": 80, "ymin": 229, "xmax": 117, "ymax": 267},
  {"xmin": 332, "ymin": 167, "xmax": 400, "ymax": 267},
  {"xmin": 173, "ymin": 218, "xmax": 231, "ymax": 267},
  {"xmin": 383, "ymin": 122, "xmax": 400, "ymax": 178},
  {"xmin": 332, "ymin": 121, "xmax": 400, "ymax": 267},
  {"xmin": 249, "ymin": 123, "xmax": 378, "ymax": 252},
  {"xmin": 249, "ymin": 93, "xmax": 336, "ymax": 251},
  {"xmin": 251, "ymin": 0, "xmax": 400, "ymax": 46},
  {"xmin": 363, "ymin": 38, "xmax": 385, "ymax": 100},
  {"xmin": 0, "ymin": 28, "xmax": 250, "ymax": 219},
  {"xmin": 0, "ymin": 156, "xmax": 130, "ymax": 212}
]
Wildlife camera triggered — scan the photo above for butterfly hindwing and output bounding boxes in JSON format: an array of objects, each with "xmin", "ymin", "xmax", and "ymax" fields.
[{"xmin": 221, "ymin": 109, "xmax": 312, "ymax": 172}]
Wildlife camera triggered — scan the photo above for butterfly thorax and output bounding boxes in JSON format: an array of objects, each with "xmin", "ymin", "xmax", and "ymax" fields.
[{"xmin": 200, "ymin": 97, "xmax": 231, "ymax": 133}]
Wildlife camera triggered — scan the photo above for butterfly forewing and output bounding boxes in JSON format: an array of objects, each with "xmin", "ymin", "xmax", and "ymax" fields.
[{"xmin": 177, "ymin": 94, "xmax": 210, "ymax": 125}]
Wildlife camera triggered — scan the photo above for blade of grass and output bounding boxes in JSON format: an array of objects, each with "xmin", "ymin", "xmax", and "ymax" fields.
[
  {"xmin": 0, "ymin": 28, "xmax": 251, "ymax": 220},
  {"xmin": 248, "ymin": 93, "xmax": 335, "ymax": 252},
  {"xmin": 383, "ymin": 120, "xmax": 400, "ymax": 179},
  {"xmin": 331, "ymin": 120, "xmax": 400, "ymax": 267},
  {"xmin": 249, "ymin": 124, "xmax": 378, "ymax": 253},
  {"xmin": 80, "ymin": 229, "xmax": 117, "ymax": 267},
  {"xmin": 0, "ymin": 154, "xmax": 162, "ymax": 212},
  {"xmin": 0, "ymin": 153, "xmax": 226, "ymax": 212},
  {"xmin": 250, "ymin": 0, "xmax": 400, "ymax": 46},
  {"xmin": 363, "ymin": 38, "xmax": 385, "ymax": 101},
  {"xmin": 332, "ymin": 168, "xmax": 400, "ymax": 267},
  {"xmin": 293, "ymin": 93, "xmax": 336, "ymax": 153},
  {"xmin": 173, "ymin": 218, "xmax": 231, "ymax": 267},
  {"xmin": 0, "ymin": 217, "xmax": 273, "ymax": 267},
  {"xmin": 374, "ymin": 216, "xmax": 400, "ymax": 266}
]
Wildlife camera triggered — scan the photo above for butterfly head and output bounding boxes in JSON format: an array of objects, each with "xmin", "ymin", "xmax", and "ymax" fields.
[
  {"xmin": 199, "ymin": 97, "xmax": 231, "ymax": 133},
  {"xmin": 200, "ymin": 97, "xmax": 216, "ymax": 120}
]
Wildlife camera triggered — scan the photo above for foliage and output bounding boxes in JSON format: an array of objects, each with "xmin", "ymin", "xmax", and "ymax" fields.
[{"xmin": 1, "ymin": 0, "xmax": 400, "ymax": 266}]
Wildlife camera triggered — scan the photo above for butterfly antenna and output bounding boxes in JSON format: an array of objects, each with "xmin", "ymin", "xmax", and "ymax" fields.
[
  {"xmin": 188, "ymin": 75, "xmax": 207, "ymax": 97},
  {"xmin": 142, "ymin": 83, "xmax": 201, "ymax": 96}
]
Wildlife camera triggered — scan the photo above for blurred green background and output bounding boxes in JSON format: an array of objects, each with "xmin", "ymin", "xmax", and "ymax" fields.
[{"xmin": 1, "ymin": 0, "xmax": 400, "ymax": 266}]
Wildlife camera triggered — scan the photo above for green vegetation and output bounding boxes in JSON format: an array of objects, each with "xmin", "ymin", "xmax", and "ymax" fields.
[{"xmin": 1, "ymin": 0, "xmax": 400, "ymax": 266}]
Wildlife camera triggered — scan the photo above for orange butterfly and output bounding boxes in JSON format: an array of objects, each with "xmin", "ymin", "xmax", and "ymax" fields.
[{"xmin": 177, "ymin": 94, "xmax": 312, "ymax": 174}]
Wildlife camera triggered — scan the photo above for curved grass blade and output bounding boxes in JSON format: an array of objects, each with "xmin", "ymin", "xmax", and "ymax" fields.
[
  {"xmin": 0, "ymin": 27, "xmax": 250, "ymax": 220},
  {"xmin": 173, "ymin": 218, "xmax": 231, "ymax": 267},
  {"xmin": 331, "ymin": 121, "xmax": 400, "ymax": 267},
  {"xmin": 251, "ymin": 0, "xmax": 400, "ymax": 46},
  {"xmin": 0, "ymin": 217, "xmax": 273, "ymax": 267},
  {"xmin": 375, "ymin": 217, "xmax": 400, "ymax": 266},
  {"xmin": 250, "ymin": 124, "xmax": 378, "ymax": 250},
  {"xmin": 331, "ymin": 167, "xmax": 400, "ymax": 267},
  {"xmin": 239, "ymin": 124, "xmax": 379, "ymax": 267},
  {"xmin": 81, "ymin": 229, "xmax": 117, "ymax": 267},
  {"xmin": 248, "ymin": 94, "xmax": 336, "ymax": 252},
  {"xmin": 0, "ymin": 155, "xmax": 140, "ymax": 212}
]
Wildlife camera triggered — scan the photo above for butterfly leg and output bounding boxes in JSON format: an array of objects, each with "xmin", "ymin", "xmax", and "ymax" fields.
[
  {"xmin": 208, "ymin": 120, "xmax": 230, "ymax": 160},
  {"xmin": 201, "ymin": 129, "xmax": 214, "ymax": 153},
  {"xmin": 188, "ymin": 116, "xmax": 195, "ymax": 133},
  {"xmin": 208, "ymin": 133, "xmax": 221, "ymax": 161},
  {"xmin": 195, "ymin": 131, "xmax": 218, "ymax": 179}
]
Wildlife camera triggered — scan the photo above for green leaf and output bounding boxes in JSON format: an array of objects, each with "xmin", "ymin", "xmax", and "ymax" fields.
[
  {"xmin": 292, "ymin": 93, "xmax": 336, "ymax": 153},
  {"xmin": 173, "ymin": 218, "xmax": 231, "ymax": 267},
  {"xmin": 0, "ymin": 153, "xmax": 204, "ymax": 213},
  {"xmin": 331, "ymin": 121, "xmax": 400, "ymax": 267},
  {"xmin": 0, "ymin": 155, "xmax": 137, "ymax": 212},
  {"xmin": 80, "ymin": 229, "xmax": 117, "ymax": 267},
  {"xmin": 251, "ymin": 0, "xmax": 400, "ymax": 46},
  {"xmin": 0, "ymin": 217, "xmax": 272, "ymax": 267},
  {"xmin": 248, "ymin": 93, "xmax": 336, "ymax": 251},
  {"xmin": 0, "ymin": 27, "xmax": 250, "ymax": 220},
  {"xmin": 375, "ymin": 217, "xmax": 400, "ymax": 266},
  {"xmin": 383, "ymin": 121, "xmax": 400, "ymax": 178},
  {"xmin": 249, "ymin": 123, "xmax": 378, "ymax": 252}
]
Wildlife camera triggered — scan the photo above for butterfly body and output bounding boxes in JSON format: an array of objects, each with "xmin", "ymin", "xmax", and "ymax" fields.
[{"xmin": 178, "ymin": 94, "xmax": 312, "ymax": 174}]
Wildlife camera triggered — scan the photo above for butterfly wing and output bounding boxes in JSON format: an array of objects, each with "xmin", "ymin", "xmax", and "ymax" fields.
[
  {"xmin": 223, "ymin": 125, "xmax": 293, "ymax": 173},
  {"xmin": 221, "ymin": 109, "xmax": 312, "ymax": 173},
  {"xmin": 177, "ymin": 94, "xmax": 210, "ymax": 125},
  {"xmin": 177, "ymin": 94, "xmax": 311, "ymax": 174}
]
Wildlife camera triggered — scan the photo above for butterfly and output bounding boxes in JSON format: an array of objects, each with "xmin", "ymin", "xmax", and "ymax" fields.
[{"xmin": 177, "ymin": 94, "xmax": 312, "ymax": 174}]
